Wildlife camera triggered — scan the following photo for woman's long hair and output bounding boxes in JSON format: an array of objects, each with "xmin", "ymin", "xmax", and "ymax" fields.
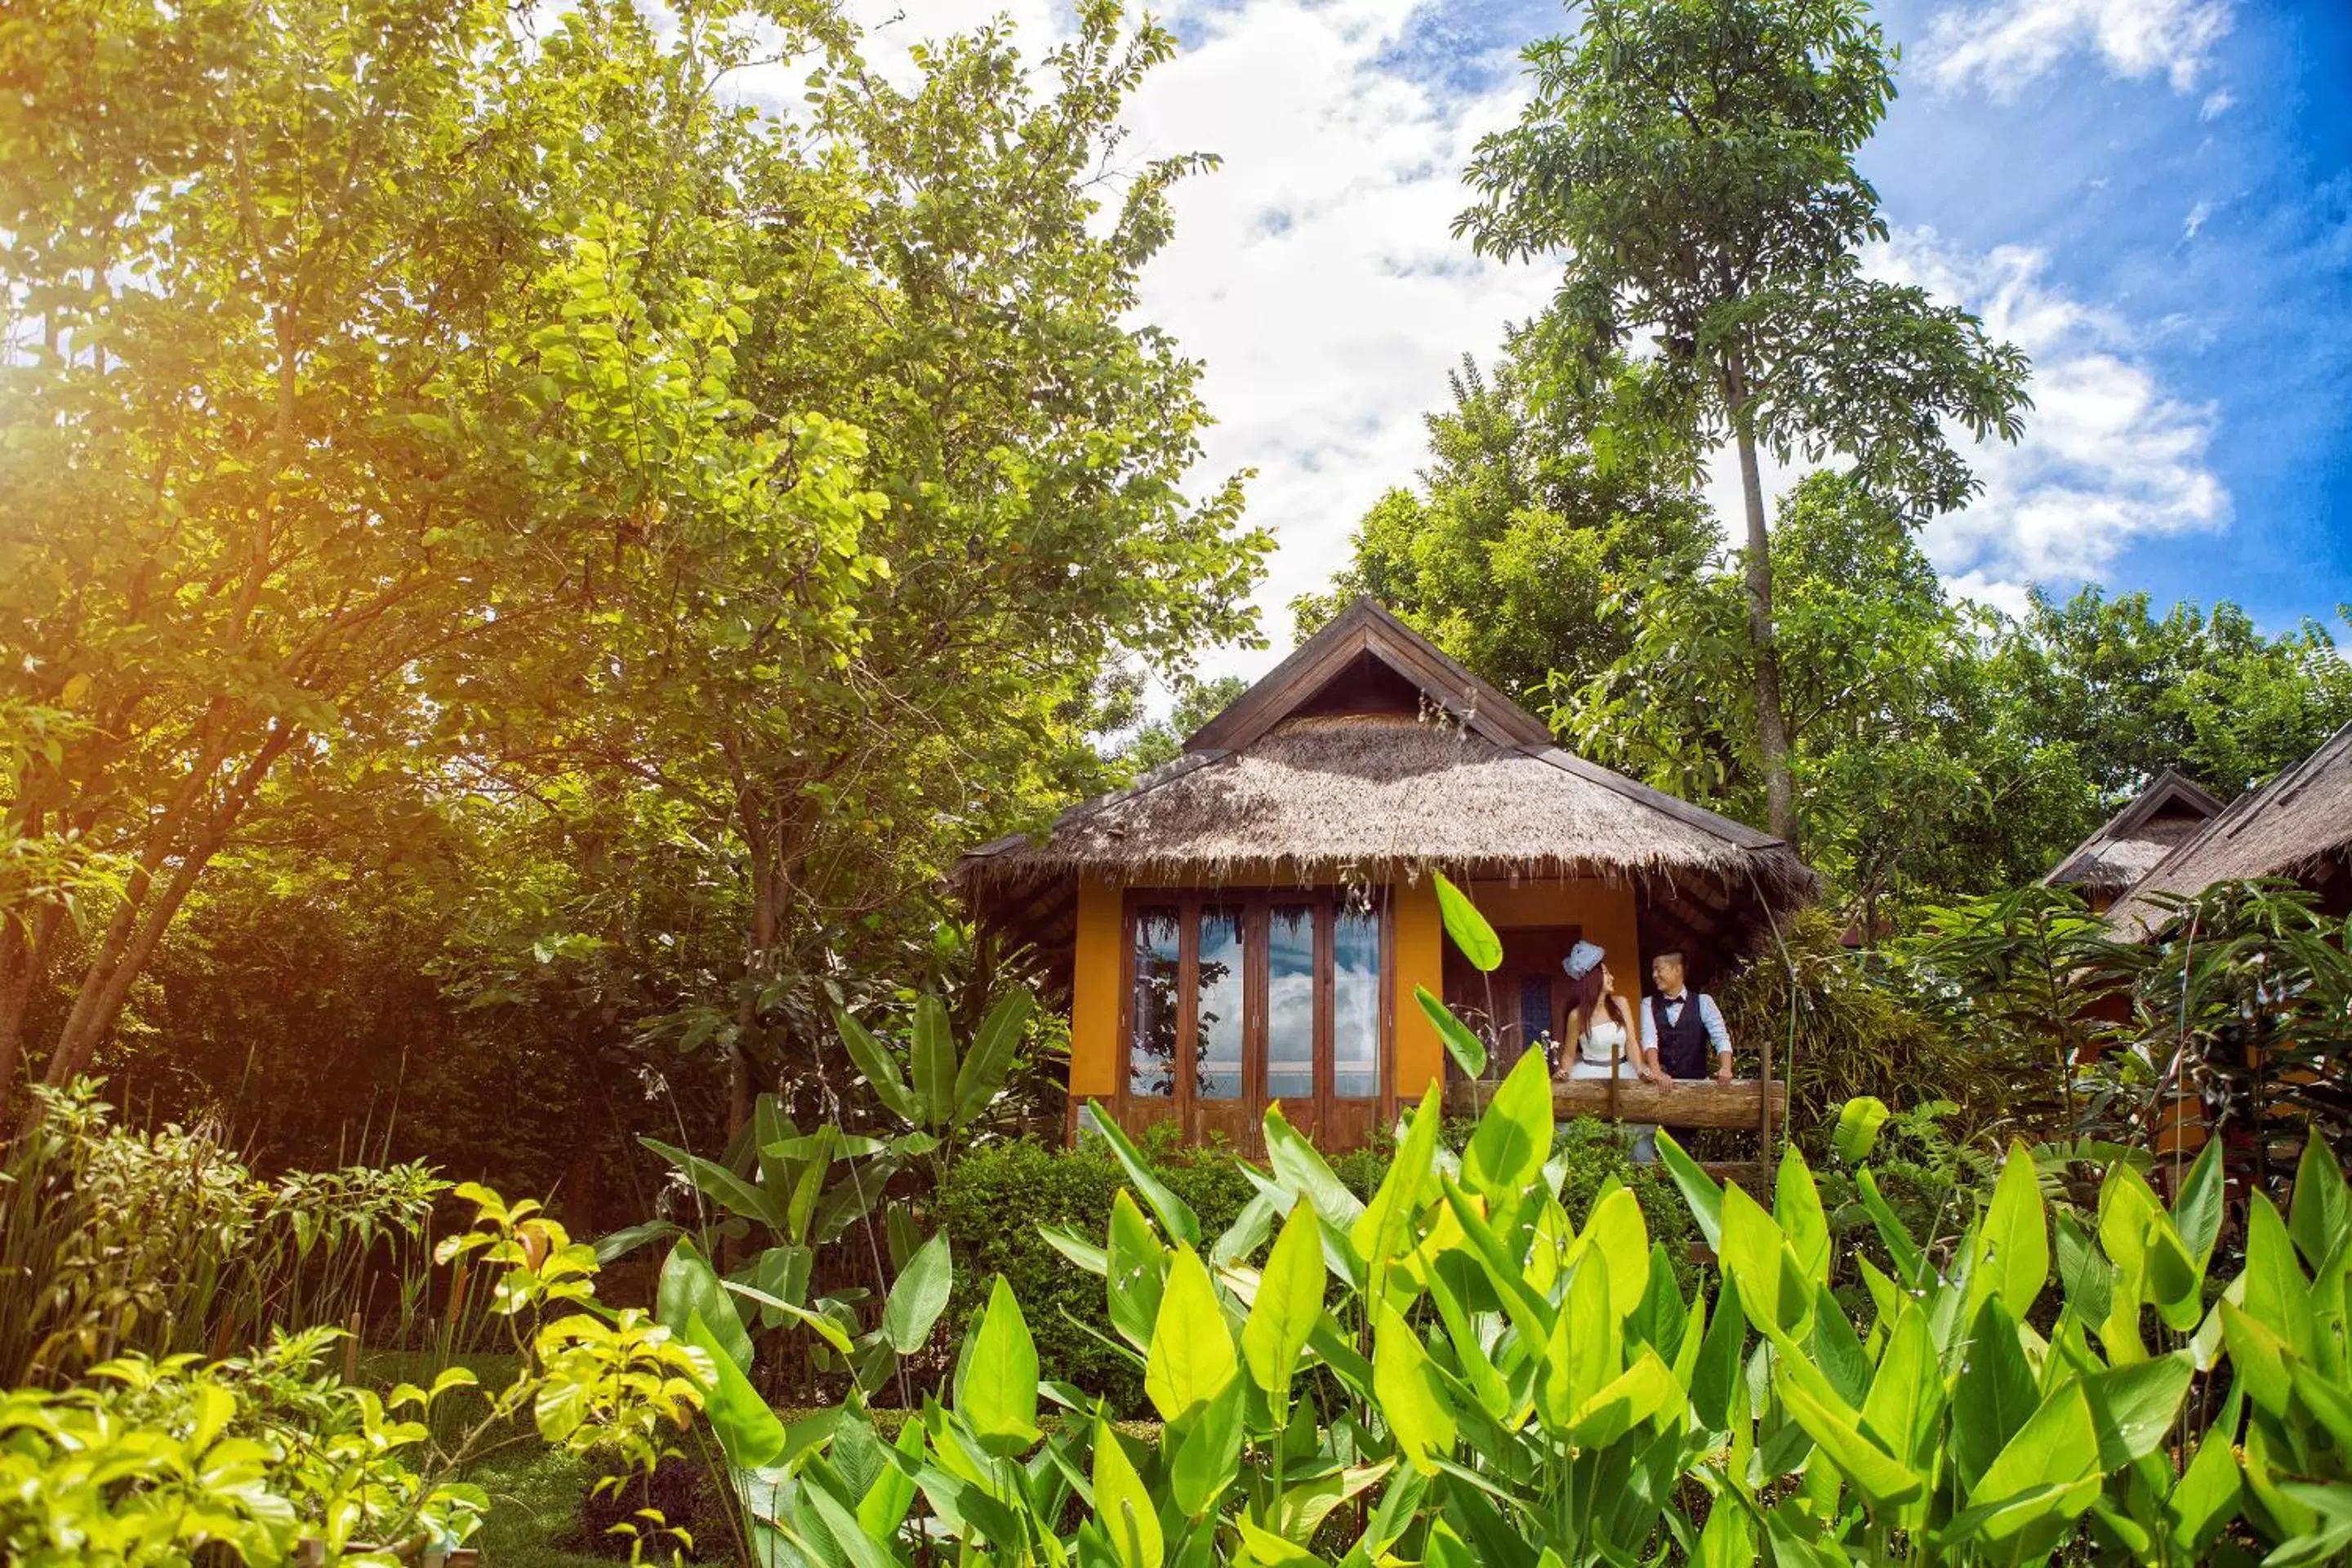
[{"xmin": 1562, "ymin": 964, "xmax": 1607, "ymax": 1046}]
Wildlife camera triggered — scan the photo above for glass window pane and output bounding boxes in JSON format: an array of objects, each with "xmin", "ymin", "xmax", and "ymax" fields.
[
  {"xmin": 1518, "ymin": 975, "xmax": 1552, "ymax": 1074},
  {"xmin": 1194, "ymin": 906, "xmax": 1245, "ymax": 1101},
  {"xmin": 1333, "ymin": 906, "xmax": 1382, "ymax": 1099},
  {"xmin": 1129, "ymin": 906, "xmax": 1180, "ymax": 1099},
  {"xmin": 1266, "ymin": 904, "xmax": 1316, "ymax": 1102}
]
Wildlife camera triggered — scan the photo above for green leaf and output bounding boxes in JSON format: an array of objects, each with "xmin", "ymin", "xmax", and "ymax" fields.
[
  {"xmin": 2167, "ymin": 1419, "xmax": 2243, "ymax": 1552},
  {"xmin": 1776, "ymin": 1367, "xmax": 1922, "ymax": 1509},
  {"xmin": 1244, "ymin": 1200, "xmax": 1327, "ymax": 1396},
  {"xmin": 1263, "ymin": 1102, "xmax": 1365, "ymax": 1228},
  {"xmin": 1860, "ymin": 1299, "xmax": 1942, "ymax": 1481},
  {"xmin": 1967, "ymin": 1379, "xmax": 2101, "ymax": 1527},
  {"xmin": 1831, "ymin": 1096, "xmax": 1890, "ymax": 1164},
  {"xmin": 1374, "ymin": 1301, "xmax": 1456, "ymax": 1473},
  {"xmin": 685, "ymin": 1309, "xmax": 785, "ymax": 1470},
  {"xmin": 835, "ymin": 1007, "xmax": 921, "ymax": 1125},
  {"xmin": 1653, "ymin": 1131, "xmax": 1723, "ymax": 1250},
  {"xmin": 858, "ymin": 1416, "xmax": 925, "ymax": 1540},
  {"xmin": 1094, "ymin": 1419, "xmax": 1164, "ymax": 1568},
  {"xmin": 883, "ymin": 1230, "xmax": 952, "ymax": 1353},
  {"xmin": 659, "ymin": 1238, "xmax": 751, "ymax": 1372},
  {"xmin": 1459, "ymin": 1045, "xmax": 1552, "ymax": 1214},
  {"xmin": 2079, "ymin": 1352, "xmax": 2193, "ymax": 1471},
  {"xmin": 2290, "ymin": 1134, "xmax": 2351, "ymax": 1276},
  {"xmin": 1975, "ymin": 1140, "xmax": 2049, "ymax": 1316},
  {"xmin": 2169, "ymin": 1136, "xmax": 2225, "ymax": 1269},
  {"xmin": 1351, "ymin": 1082, "xmax": 1443, "ymax": 1276},
  {"xmin": 1568, "ymin": 1348, "xmax": 1682, "ymax": 1450},
  {"xmin": 1084, "ymin": 1100, "xmax": 1201, "ymax": 1245},
  {"xmin": 952, "ymin": 987, "xmax": 1032, "ymax": 1127},
  {"xmin": 911, "ymin": 994, "xmax": 956, "ymax": 1129},
  {"xmin": 2243, "ymin": 1193, "xmax": 2318, "ymax": 1362},
  {"xmin": 1107, "ymin": 1188, "xmax": 1170, "ymax": 1349},
  {"xmin": 642, "ymin": 1137, "xmax": 782, "ymax": 1230},
  {"xmin": 1415, "ymin": 984, "xmax": 1488, "ymax": 1080},
  {"xmin": 1950, "ymin": 1298, "xmax": 2039, "ymax": 1494},
  {"xmin": 1166, "ymin": 1376, "xmax": 1245, "ymax": 1518},
  {"xmin": 1773, "ymin": 1145, "xmax": 1830, "ymax": 1288},
  {"xmin": 1146, "ymin": 1246, "xmax": 1239, "ymax": 1420},
  {"xmin": 1432, "ymin": 871, "xmax": 1501, "ymax": 972},
  {"xmin": 1717, "ymin": 1183, "xmax": 1810, "ymax": 1341},
  {"xmin": 955, "ymin": 1276, "xmax": 1040, "ymax": 1454}
]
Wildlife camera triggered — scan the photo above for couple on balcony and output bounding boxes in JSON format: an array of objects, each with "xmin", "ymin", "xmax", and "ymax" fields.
[{"xmin": 1554, "ymin": 940, "xmax": 1733, "ymax": 1162}]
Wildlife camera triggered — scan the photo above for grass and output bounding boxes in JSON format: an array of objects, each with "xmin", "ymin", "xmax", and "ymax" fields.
[{"xmin": 468, "ymin": 1446, "xmax": 615, "ymax": 1568}]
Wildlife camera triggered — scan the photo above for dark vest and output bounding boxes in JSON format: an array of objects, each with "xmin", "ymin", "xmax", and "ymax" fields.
[{"xmin": 1649, "ymin": 993, "xmax": 1711, "ymax": 1079}]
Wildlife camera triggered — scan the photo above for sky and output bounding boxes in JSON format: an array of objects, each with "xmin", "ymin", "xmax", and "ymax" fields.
[{"xmin": 840, "ymin": 0, "xmax": 2352, "ymax": 685}]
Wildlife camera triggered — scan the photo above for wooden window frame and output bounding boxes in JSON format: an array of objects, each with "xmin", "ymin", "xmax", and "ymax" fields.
[{"xmin": 1114, "ymin": 887, "xmax": 1393, "ymax": 1140}]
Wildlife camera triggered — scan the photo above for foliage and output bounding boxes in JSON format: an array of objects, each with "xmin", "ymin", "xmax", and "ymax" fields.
[
  {"xmin": 647, "ymin": 1038, "xmax": 2352, "ymax": 1568},
  {"xmin": 1986, "ymin": 587, "xmax": 2352, "ymax": 804},
  {"xmin": 1291, "ymin": 329, "xmax": 1712, "ymax": 703},
  {"xmin": 2100, "ymin": 880, "xmax": 2352, "ymax": 1196},
  {"xmin": 1719, "ymin": 910, "xmax": 1986, "ymax": 1149},
  {"xmin": 0, "ymin": 1182, "xmax": 702, "ymax": 1566},
  {"xmin": 1556, "ymin": 474, "xmax": 2091, "ymax": 931},
  {"xmin": 1902, "ymin": 885, "xmax": 2139, "ymax": 1138},
  {"xmin": 0, "ymin": 0, "xmax": 1266, "ymax": 1153},
  {"xmin": 1457, "ymin": 0, "xmax": 2030, "ymax": 840},
  {"xmin": 1119, "ymin": 676, "xmax": 1252, "ymax": 776},
  {"xmin": 935, "ymin": 1131, "xmax": 1281, "ymax": 1410},
  {"xmin": 0, "ymin": 1080, "xmax": 445, "ymax": 1388}
]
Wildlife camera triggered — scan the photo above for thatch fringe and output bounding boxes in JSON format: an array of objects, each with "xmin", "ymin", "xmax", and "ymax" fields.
[{"xmin": 956, "ymin": 716, "xmax": 1817, "ymax": 907}]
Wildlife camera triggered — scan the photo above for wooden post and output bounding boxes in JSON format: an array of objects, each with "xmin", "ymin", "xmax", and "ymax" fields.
[
  {"xmin": 1757, "ymin": 1020, "xmax": 1775, "ymax": 1163},
  {"xmin": 343, "ymin": 1311, "xmax": 361, "ymax": 1385}
]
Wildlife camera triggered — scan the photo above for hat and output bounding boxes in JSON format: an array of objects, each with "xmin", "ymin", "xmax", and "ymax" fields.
[{"xmin": 1562, "ymin": 941, "xmax": 1604, "ymax": 979}]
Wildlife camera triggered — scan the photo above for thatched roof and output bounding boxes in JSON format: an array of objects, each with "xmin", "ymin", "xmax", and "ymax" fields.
[
  {"xmin": 2043, "ymin": 769, "xmax": 2222, "ymax": 897},
  {"xmin": 960, "ymin": 713, "xmax": 1815, "ymax": 898},
  {"xmin": 2106, "ymin": 721, "xmax": 2352, "ymax": 935},
  {"xmin": 956, "ymin": 599, "xmax": 1819, "ymax": 987}
]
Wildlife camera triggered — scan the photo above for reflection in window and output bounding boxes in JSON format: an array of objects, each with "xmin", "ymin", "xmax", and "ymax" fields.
[
  {"xmin": 1518, "ymin": 975, "xmax": 1552, "ymax": 1074},
  {"xmin": 1333, "ymin": 907, "xmax": 1382, "ymax": 1098},
  {"xmin": 1266, "ymin": 905, "xmax": 1316, "ymax": 1102},
  {"xmin": 1129, "ymin": 906, "xmax": 1180, "ymax": 1098},
  {"xmin": 1194, "ymin": 906, "xmax": 1245, "ymax": 1101}
]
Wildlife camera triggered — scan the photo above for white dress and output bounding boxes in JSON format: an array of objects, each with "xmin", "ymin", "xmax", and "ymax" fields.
[{"xmin": 1566, "ymin": 1017, "xmax": 1634, "ymax": 1080}]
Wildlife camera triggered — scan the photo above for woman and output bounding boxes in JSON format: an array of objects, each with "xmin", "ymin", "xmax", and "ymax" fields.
[{"xmin": 1556, "ymin": 942, "xmax": 1666, "ymax": 1091}]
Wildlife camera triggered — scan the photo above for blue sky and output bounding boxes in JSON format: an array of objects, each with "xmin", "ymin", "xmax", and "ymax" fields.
[{"xmin": 851, "ymin": 0, "xmax": 2352, "ymax": 670}]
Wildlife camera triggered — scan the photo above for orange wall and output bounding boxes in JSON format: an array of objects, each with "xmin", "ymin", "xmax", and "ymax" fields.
[
  {"xmin": 1064, "ymin": 871, "xmax": 1643, "ymax": 1120},
  {"xmin": 1468, "ymin": 875, "xmax": 1643, "ymax": 996},
  {"xmin": 1392, "ymin": 879, "xmax": 1444, "ymax": 1101},
  {"xmin": 1069, "ymin": 876, "xmax": 1124, "ymax": 1104}
]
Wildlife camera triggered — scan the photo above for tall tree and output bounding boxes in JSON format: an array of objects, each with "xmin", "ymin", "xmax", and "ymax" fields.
[{"xmin": 1456, "ymin": 0, "xmax": 2030, "ymax": 845}]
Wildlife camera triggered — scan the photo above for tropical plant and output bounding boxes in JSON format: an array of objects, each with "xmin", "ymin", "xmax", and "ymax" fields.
[
  {"xmin": 2108, "ymin": 879, "xmax": 2352, "ymax": 1197},
  {"xmin": 642, "ymin": 1008, "xmax": 2352, "ymax": 1568},
  {"xmin": 834, "ymin": 986, "xmax": 1039, "ymax": 1186},
  {"xmin": 0, "ymin": 1080, "xmax": 446, "ymax": 1388},
  {"xmin": 0, "ymin": 1181, "xmax": 704, "ymax": 1566}
]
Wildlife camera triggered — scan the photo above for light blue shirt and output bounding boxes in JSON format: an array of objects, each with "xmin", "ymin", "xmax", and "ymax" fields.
[{"xmin": 1637, "ymin": 991, "xmax": 1731, "ymax": 1058}]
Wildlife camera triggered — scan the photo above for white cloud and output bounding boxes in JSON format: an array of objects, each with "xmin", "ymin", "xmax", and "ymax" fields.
[
  {"xmin": 823, "ymin": 0, "xmax": 1553, "ymax": 684},
  {"xmin": 1870, "ymin": 231, "xmax": 2228, "ymax": 602},
  {"xmin": 1922, "ymin": 0, "xmax": 2232, "ymax": 97},
  {"xmin": 2200, "ymin": 88, "xmax": 2236, "ymax": 120},
  {"xmin": 1118, "ymin": 0, "xmax": 1555, "ymax": 675},
  {"xmin": 2184, "ymin": 200, "xmax": 2212, "ymax": 240}
]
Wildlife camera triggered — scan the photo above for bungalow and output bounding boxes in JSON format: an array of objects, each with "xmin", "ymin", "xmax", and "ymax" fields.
[
  {"xmin": 2043, "ymin": 769, "xmax": 2223, "ymax": 915},
  {"xmin": 2105, "ymin": 719, "xmax": 2352, "ymax": 935},
  {"xmin": 952, "ymin": 599, "xmax": 1817, "ymax": 1153}
]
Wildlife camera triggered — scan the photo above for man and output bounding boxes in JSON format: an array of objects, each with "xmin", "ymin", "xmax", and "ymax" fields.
[{"xmin": 1629, "ymin": 949, "xmax": 1735, "ymax": 1161}]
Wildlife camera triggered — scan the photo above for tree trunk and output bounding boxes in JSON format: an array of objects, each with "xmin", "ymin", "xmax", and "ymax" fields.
[{"xmin": 1726, "ymin": 370, "xmax": 1797, "ymax": 847}]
